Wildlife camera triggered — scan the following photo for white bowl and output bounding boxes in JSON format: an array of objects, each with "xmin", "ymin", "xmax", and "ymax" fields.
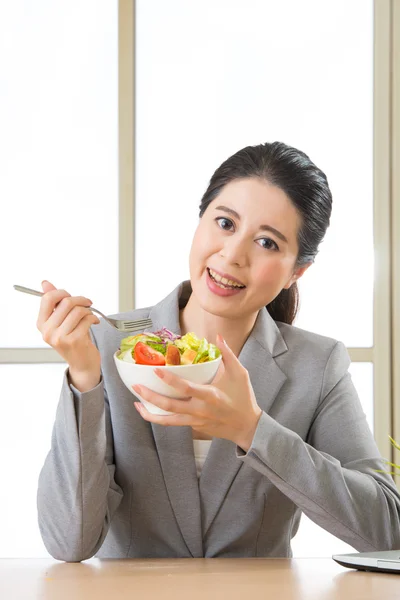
[{"xmin": 113, "ymin": 350, "xmax": 222, "ymax": 415}]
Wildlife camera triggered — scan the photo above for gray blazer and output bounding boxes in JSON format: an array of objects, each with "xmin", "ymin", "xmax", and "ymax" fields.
[{"xmin": 37, "ymin": 280, "xmax": 400, "ymax": 562}]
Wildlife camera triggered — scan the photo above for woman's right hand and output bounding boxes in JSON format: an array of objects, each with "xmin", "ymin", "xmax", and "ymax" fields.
[{"xmin": 36, "ymin": 280, "xmax": 102, "ymax": 392}]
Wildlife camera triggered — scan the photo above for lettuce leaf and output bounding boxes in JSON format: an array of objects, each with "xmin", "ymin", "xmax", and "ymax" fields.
[
  {"xmin": 120, "ymin": 333, "xmax": 163, "ymax": 354},
  {"xmin": 175, "ymin": 332, "xmax": 202, "ymax": 353}
]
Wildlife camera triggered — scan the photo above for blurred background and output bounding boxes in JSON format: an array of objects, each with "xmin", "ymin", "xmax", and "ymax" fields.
[{"xmin": 0, "ymin": 0, "xmax": 399, "ymax": 558}]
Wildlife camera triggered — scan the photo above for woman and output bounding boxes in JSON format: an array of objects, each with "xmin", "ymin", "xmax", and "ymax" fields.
[{"xmin": 37, "ymin": 142, "xmax": 400, "ymax": 562}]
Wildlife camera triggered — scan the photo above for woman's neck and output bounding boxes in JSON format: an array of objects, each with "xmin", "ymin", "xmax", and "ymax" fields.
[{"xmin": 179, "ymin": 290, "xmax": 259, "ymax": 359}]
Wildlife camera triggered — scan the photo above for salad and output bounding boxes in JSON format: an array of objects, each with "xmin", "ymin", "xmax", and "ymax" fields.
[{"xmin": 117, "ymin": 327, "xmax": 221, "ymax": 366}]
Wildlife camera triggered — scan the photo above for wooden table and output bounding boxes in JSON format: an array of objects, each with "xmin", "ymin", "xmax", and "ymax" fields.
[{"xmin": 0, "ymin": 558, "xmax": 399, "ymax": 600}]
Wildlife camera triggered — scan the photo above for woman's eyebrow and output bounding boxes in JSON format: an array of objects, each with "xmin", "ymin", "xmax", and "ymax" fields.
[{"xmin": 214, "ymin": 205, "xmax": 288, "ymax": 244}]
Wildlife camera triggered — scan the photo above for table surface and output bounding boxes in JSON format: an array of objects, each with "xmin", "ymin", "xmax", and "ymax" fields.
[{"xmin": 0, "ymin": 558, "xmax": 399, "ymax": 600}]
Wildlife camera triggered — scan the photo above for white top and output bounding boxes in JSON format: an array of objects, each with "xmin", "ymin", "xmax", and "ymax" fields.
[{"xmin": 192, "ymin": 439, "xmax": 213, "ymax": 478}]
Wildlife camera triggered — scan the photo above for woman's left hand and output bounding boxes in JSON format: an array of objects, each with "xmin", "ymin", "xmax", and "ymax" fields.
[{"xmin": 132, "ymin": 334, "xmax": 263, "ymax": 451}]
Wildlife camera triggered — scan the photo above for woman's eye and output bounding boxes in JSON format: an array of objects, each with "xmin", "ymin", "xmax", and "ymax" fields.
[
  {"xmin": 216, "ymin": 217, "xmax": 234, "ymax": 231},
  {"xmin": 258, "ymin": 238, "xmax": 279, "ymax": 251},
  {"xmin": 215, "ymin": 218, "xmax": 279, "ymax": 251}
]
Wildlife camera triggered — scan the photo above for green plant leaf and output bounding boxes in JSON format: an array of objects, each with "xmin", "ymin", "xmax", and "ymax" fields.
[
  {"xmin": 389, "ymin": 436, "xmax": 400, "ymax": 452},
  {"xmin": 380, "ymin": 461, "xmax": 400, "ymax": 470},
  {"xmin": 373, "ymin": 437, "xmax": 400, "ymax": 475}
]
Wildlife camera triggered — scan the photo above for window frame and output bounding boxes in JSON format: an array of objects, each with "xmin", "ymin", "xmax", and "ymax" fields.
[{"xmin": 1, "ymin": 0, "xmax": 398, "ymax": 486}]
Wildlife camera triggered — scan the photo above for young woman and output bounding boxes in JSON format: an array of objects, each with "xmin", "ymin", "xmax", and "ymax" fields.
[{"xmin": 37, "ymin": 142, "xmax": 400, "ymax": 562}]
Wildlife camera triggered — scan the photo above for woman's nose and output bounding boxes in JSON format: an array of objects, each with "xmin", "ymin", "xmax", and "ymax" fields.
[{"xmin": 219, "ymin": 237, "xmax": 248, "ymax": 267}]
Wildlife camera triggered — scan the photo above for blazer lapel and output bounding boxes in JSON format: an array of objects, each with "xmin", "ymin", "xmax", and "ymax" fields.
[
  {"xmin": 199, "ymin": 308, "xmax": 288, "ymax": 537},
  {"xmin": 145, "ymin": 281, "xmax": 203, "ymax": 558}
]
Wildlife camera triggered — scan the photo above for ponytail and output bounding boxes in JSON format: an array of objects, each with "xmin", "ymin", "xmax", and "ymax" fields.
[{"xmin": 266, "ymin": 283, "xmax": 299, "ymax": 325}]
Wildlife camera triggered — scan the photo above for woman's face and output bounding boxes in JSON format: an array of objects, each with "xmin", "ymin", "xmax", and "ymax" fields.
[{"xmin": 188, "ymin": 177, "xmax": 311, "ymax": 320}]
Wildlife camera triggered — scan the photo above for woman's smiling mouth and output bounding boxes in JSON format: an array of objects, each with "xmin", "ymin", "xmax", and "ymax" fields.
[
  {"xmin": 206, "ymin": 267, "xmax": 246, "ymax": 296},
  {"xmin": 207, "ymin": 267, "xmax": 246, "ymax": 288}
]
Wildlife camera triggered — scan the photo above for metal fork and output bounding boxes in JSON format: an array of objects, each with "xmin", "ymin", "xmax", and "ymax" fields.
[{"xmin": 13, "ymin": 285, "xmax": 153, "ymax": 333}]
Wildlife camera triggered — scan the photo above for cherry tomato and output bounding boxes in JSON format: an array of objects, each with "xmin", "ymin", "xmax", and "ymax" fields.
[{"xmin": 134, "ymin": 342, "xmax": 166, "ymax": 366}]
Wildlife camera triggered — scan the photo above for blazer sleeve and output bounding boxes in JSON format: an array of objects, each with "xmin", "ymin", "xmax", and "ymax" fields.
[
  {"xmin": 236, "ymin": 341, "xmax": 400, "ymax": 551},
  {"xmin": 37, "ymin": 331, "xmax": 123, "ymax": 562}
]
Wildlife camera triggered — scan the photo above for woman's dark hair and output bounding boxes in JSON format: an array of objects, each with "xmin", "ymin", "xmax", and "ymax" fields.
[{"xmin": 198, "ymin": 142, "xmax": 332, "ymax": 325}]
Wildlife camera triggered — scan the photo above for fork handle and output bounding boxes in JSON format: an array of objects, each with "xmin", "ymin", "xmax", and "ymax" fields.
[
  {"xmin": 13, "ymin": 284, "xmax": 107, "ymax": 320},
  {"xmin": 14, "ymin": 285, "xmax": 44, "ymax": 297}
]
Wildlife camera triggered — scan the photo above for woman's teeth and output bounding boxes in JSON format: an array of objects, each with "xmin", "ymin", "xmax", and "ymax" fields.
[{"xmin": 208, "ymin": 268, "xmax": 245, "ymax": 289}]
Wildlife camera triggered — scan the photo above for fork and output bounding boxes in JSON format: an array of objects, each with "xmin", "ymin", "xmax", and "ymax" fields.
[{"xmin": 13, "ymin": 285, "xmax": 153, "ymax": 333}]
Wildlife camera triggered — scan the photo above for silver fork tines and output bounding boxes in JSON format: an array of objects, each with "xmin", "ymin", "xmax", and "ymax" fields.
[{"xmin": 13, "ymin": 285, "xmax": 153, "ymax": 333}]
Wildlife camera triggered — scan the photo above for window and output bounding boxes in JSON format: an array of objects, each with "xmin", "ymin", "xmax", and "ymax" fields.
[
  {"xmin": 2, "ymin": 0, "xmax": 398, "ymax": 560},
  {"xmin": 0, "ymin": 0, "xmax": 118, "ymax": 557}
]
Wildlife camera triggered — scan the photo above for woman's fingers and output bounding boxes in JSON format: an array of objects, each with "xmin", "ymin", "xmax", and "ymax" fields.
[
  {"xmin": 132, "ymin": 384, "xmax": 195, "ymax": 414},
  {"xmin": 64, "ymin": 313, "xmax": 100, "ymax": 344},
  {"xmin": 134, "ymin": 402, "xmax": 195, "ymax": 427},
  {"xmin": 41, "ymin": 280, "xmax": 57, "ymax": 293},
  {"xmin": 212, "ymin": 359, "xmax": 225, "ymax": 384},
  {"xmin": 44, "ymin": 295, "xmax": 94, "ymax": 331},
  {"xmin": 37, "ymin": 287, "xmax": 72, "ymax": 330},
  {"xmin": 153, "ymin": 368, "xmax": 218, "ymax": 403},
  {"xmin": 37, "ymin": 283, "xmax": 98, "ymax": 348},
  {"xmin": 212, "ymin": 335, "xmax": 250, "ymax": 395},
  {"xmin": 54, "ymin": 306, "xmax": 99, "ymax": 341},
  {"xmin": 35, "ymin": 281, "xmax": 101, "ymax": 375},
  {"xmin": 37, "ymin": 281, "xmax": 93, "ymax": 329},
  {"xmin": 215, "ymin": 334, "xmax": 247, "ymax": 377}
]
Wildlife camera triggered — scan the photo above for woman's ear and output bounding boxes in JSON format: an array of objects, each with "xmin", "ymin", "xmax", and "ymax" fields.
[{"xmin": 283, "ymin": 262, "xmax": 312, "ymax": 289}]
